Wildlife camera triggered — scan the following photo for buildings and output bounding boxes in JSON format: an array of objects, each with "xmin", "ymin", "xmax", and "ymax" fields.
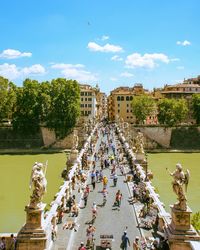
[
  {"xmin": 79, "ymin": 84, "xmax": 107, "ymax": 121},
  {"xmin": 107, "ymin": 84, "xmax": 148, "ymax": 123},
  {"xmin": 161, "ymin": 83, "xmax": 200, "ymax": 100}
]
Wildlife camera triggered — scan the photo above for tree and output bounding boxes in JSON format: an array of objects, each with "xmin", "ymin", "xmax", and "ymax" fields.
[
  {"xmin": 157, "ymin": 98, "xmax": 188, "ymax": 126},
  {"xmin": 12, "ymin": 79, "xmax": 41, "ymax": 134},
  {"xmin": 0, "ymin": 76, "xmax": 17, "ymax": 123},
  {"xmin": 192, "ymin": 211, "xmax": 200, "ymax": 231},
  {"xmin": 192, "ymin": 94, "xmax": 200, "ymax": 124},
  {"xmin": 131, "ymin": 95, "xmax": 155, "ymax": 124},
  {"xmin": 46, "ymin": 78, "xmax": 80, "ymax": 138}
]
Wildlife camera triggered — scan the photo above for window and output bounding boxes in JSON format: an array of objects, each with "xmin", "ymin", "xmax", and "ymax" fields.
[
  {"xmin": 121, "ymin": 96, "xmax": 124, "ymax": 101},
  {"xmin": 88, "ymin": 92, "xmax": 92, "ymax": 96},
  {"xmin": 85, "ymin": 104, "xmax": 87, "ymax": 107},
  {"xmin": 81, "ymin": 98, "xmax": 83, "ymax": 101},
  {"xmin": 130, "ymin": 96, "xmax": 133, "ymax": 101},
  {"xmin": 118, "ymin": 110, "xmax": 120, "ymax": 113},
  {"xmin": 127, "ymin": 109, "xmax": 129, "ymax": 113},
  {"xmin": 127, "ymin": 104, "xmax": 129, "ymax": 107},
  {"xmin": 127, "ymin": 116, "xmax": 129, "ymax": 119},
  {"xmin": 130, "ymin": 110, "xmax": 132, "ymax": 112},
  {"xmin": 85, "ymin": 98, "xmax": 87, "ymax": 101},
  {"xmin": 88, "ymin": 98, "xmax": 92, "ymax": 101},
  {"xmin": 85, "ymin": 111, "xmax": 88, "ymax": 116},
  {"xmin": 81, "ymin": 92, "xmax": 84, "ymax": 96},
  {"xmin": 80, "ymin": 104, "xmax": 84, "ymax": 107},
  {"xmin": 85, "ymin": 92, "xmax": 87, "ymax": 96},
  {"xmin": 126, "ymin": 96, "xmax": 130, "ymax": 101},
  {"xmin": 81, "ymin": 111, "xmax": 84, "ymax": 115},
  {"xmin": 88, "ymin": 104, "xmax": 92, "ymax": 107},
  {"xmin": 88, "ymin": 111, "xmax": 91, "ymax": 115},
  {"xmin": 118, "ymin": 104, "xmax": 120, "ymax": 107},
  {"xmin": 117, "ymin": 96, "xmax": 120, "ymax": 101}
]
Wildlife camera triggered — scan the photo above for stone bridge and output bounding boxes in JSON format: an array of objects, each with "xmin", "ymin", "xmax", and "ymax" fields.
[{"xmin": 15, "ymin": 122, "xmax": 200, "ymax": 250}]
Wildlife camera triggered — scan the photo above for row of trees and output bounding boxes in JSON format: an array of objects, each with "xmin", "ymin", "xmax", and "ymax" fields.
[
  {"xmin": 0, "ymin": 76, "xmax": 80, "ymax": 138},
  {"xmin": 131, "ymin": 94, "xmax": 200, "ymax": 126}
]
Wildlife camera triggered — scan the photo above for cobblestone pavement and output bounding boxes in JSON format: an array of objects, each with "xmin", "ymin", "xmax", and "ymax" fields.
[{"xmin": 52, "ymin": 127, "xmax": 141, "ymax": 250}]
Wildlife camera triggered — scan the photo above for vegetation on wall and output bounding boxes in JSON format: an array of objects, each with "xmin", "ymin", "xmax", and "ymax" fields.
[
  {"xmin": 170, "ymin": 127, "xmax": 200, "ymax": 149},
  {"xmin": 192, "ymin": 94, "xmax": 200, "ymax": 124}
]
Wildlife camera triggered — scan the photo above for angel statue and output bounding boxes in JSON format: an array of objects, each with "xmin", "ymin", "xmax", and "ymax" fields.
[
  {"xmin": 166, "ymin": 163, "xmax": 190, "ymax": 211},
  {"xmin": 72, "ymin": 130, "xmax": 79, "ymax": 151},
  {"xmin": 134, "ymin": 132, "xmax": 145, "ymax": 154},
  {"xmin": 29, "ymin": 161, "xmax": 48, "ymax": 209}
]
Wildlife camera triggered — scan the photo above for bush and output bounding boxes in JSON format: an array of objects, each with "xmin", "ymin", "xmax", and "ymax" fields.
[{"xmin": 192, "ymin": 212, "xmax": 200, "ymax": 231}]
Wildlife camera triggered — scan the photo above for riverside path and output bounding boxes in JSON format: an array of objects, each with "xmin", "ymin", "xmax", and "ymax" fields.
[{"xmin": 52, "ymin": 124, "xmax": 141, "ymax": 250}]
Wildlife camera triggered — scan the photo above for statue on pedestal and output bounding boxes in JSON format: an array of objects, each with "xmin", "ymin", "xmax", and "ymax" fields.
[
  {"xmin": 29, "ymin": 162, "xmax": 48, "ymax": 209},
  {"xmin": 167, "ymin": 163, "xmax": 190, "ymax": 211},
  {"xmin": 134, "ymin": 132, "xmax": 144, "ymax": 154},
  {"xmin": 72, "ymin": 130, "xmax": 79, "ymax": 151}
]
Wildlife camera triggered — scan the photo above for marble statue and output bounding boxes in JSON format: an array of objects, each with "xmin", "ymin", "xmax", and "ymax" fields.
[
  {"xmin": 134, "ymin": 132, "xmax": 144, "ymax": 154},
  {"xmin": 29, "ymin": 162, "xmax": 48, "ymax": 209},
  {"xmin": 72, "ymin": 130, "xmax": 79, "ymax": 150},
  {"xmin": 167, "ymin": 163, "xmax": 190, "ymax": 211}
]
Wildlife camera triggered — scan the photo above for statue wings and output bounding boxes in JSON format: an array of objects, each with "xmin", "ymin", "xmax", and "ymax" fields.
[{"xmin": 184, "ymin": 169, "xmax": 190, "ymax": 192}]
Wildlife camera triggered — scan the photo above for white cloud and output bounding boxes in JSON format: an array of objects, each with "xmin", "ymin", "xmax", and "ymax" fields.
[
  {"xmin": 51, "ymin": 63, "xmax": 97, "ymax": 82},
  {"xmin": 111, "ymin": 55, "xmax": 123, "ymax": 61},
  {"xmin": 0, "ymin": 49, "xmax": 32, "ymax": 59},
  {"xmin": 0, "ymin": 63, "xmax": 20, "ymax": 79},
  {"xmin": 22, "ymin": 64, "xmax": 46, "ymax": 75},
  {"xmin": 171, "ymin": 58, "xmax": 180, "ymax": 62},
  {"xmin": 176, "ymin": 40, "xmax": 191, "ymax": 46},
  {"xmin": 0, "ymin": 63, "xmax": 45, "ymax": 80},
  {"xmin": 101, "ymin": 35, "xmax": 109, "ymax": 41},
  {"xmin": 125, "ymin": 53, "xmax": 170, "ymax": 69},
  {"xmin": 120, "ymin": 72, "xmax": 134, "ymax": 78},
  {"xmin": 110, "ymin": 77, "xmax": 118, "ymax": 82},
  {"xmin": 87, "ymin": 42, "xmax": 123, "ymax": 53},
  {"xmin": 177, "ymin": 66, "xmax": 184, "ymax": 70}
]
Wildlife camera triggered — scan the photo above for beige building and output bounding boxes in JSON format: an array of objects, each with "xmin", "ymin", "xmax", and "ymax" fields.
[
  {"xmin": 80, "ymin": 84, "xmax": 96, "ymax": 118},
  {"xmin": 80, "ymin": 84, "xmax": 106, "ymax": 121},
  {"xmin": 108, "ymin": 84, "xmax": 147, "ymax": 123},
  {"xmin": 161, "ymin": 83, "xmax": 200, "ymax": 100}
]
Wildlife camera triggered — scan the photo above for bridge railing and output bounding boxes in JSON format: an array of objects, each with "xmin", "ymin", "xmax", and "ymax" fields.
[
  {"xmin": 43, "ymin": 124, "xmax": 98, "ymax": 250},
  {"xmin": 116, "ymin": 125, "xmax": 171, "ymax": 232}
]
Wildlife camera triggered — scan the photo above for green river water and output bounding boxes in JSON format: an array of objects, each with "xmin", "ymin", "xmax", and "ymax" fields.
[
  {"xmin": 148, "ymin": 153, "xmax": 200, "ymax": 213},
  {"xmin": 0, "ymin": 152, "xmax": 200, "ymax": 233},
  {"xmin": 0, "ymin": 153, "xmax": 66, "ymax": 233}
]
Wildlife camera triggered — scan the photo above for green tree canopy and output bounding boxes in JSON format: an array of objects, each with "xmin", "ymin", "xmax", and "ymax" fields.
[
  {"xmin": 46, "ymin": 78, "xmax": 80, "ymax": 138},
  {"xmin": 157, "ymin": 98, "xmax": 189, "ymax": 126},
  {"xmin": 131, "ymin": 95, "xmax": 155, "ymax": 124},
  {"xmin": 0, "ymin": 76, "xmax": 16, "ymax": 123},
  {"xmin": 192, "ymin": 94, "xmax": 200, "ymax": 124},
  {"xmin": 12, "ymin": 79, "xmax": 41, "ymax": 134}
]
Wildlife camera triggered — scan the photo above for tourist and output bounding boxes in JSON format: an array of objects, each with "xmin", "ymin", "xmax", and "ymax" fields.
[
  {"xmin": 71, "ymin": 202, "xmax": 79, "ymax": 217},
  {"xmin": 83, "ymin": 189, "xmax": 89, "ymax": 207},
  {"xmin": 91, "ymin": 170, "xmax": 96, "ymax": 189},
  {"xmin": 0, "ymin": 237, "xmax": 6, "ymax": 250},
  {"xmin": 133, "ymin": 236, "xmax": 140, "ymax": 250},
  {"xmin": 102, "ymin": 187, "xmax": 108, "ymax": 203},
  {"xmin": 115, "ymin": 190, "xmax": 122, "ymax": 208},
  {"xmin": 7, "ymin": 234, "xmax": 16, "ymax": 250},
  {"xmin": 78, "ymin": 242, "xmax": 86, "ymax": 250},
  {"xmin": 113, "ymin": 172, "xmax": 118, "ymax": 187},
  {"xmin": 102, "ymin": 176, "xmax": 108, "ymax": 189},
  {"xmin": 120, "ymin": 231, "xmax": 130, "ymax": 250}
]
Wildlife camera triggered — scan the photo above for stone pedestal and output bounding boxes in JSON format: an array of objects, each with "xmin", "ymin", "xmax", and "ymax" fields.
[
  {"xmin": 16, "ymin": 204, "xmax": 47, "ymax": 250},
  {"xmin": 67, "ymin": 149, "xmax": 78, "ymax": 169},
  {"xmin": 135, "ymin": 152, "xmax": 145, "ymax": 163},
  {"xmin": 165, "ymin": 205, "xmax": 200, "ymax": 250}
]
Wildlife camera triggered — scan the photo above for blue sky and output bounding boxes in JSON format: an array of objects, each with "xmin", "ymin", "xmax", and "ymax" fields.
[{"xmin": 0, "ymin": 0, "xmax": 199, "ymax": 94}]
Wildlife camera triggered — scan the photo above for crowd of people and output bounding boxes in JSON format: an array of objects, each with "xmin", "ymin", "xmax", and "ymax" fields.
[{"xmin": 0, "ymin": 234, "xmax": 16, "ymax": 250}]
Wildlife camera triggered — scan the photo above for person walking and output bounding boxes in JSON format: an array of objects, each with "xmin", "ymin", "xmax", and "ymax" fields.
[
  {"xmin": 78, "ymin": 242, "xmax": 87, "ymax": 250},
  {"xmin": 115, "ymin": 190, "xmax": 122, "ymax": 208},
  {"xmin": 120, "ymin": 231, "xmax": 130, "ymax": 250},
  {"xmin": 133, "ymin": 236, "xmax": 140, "ymax": 250}
]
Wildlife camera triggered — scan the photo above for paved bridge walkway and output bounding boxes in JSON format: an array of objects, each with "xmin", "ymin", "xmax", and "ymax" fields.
[{"xmin": 52, "ymin": 125, "xmax": 141, "ymax": 250}]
